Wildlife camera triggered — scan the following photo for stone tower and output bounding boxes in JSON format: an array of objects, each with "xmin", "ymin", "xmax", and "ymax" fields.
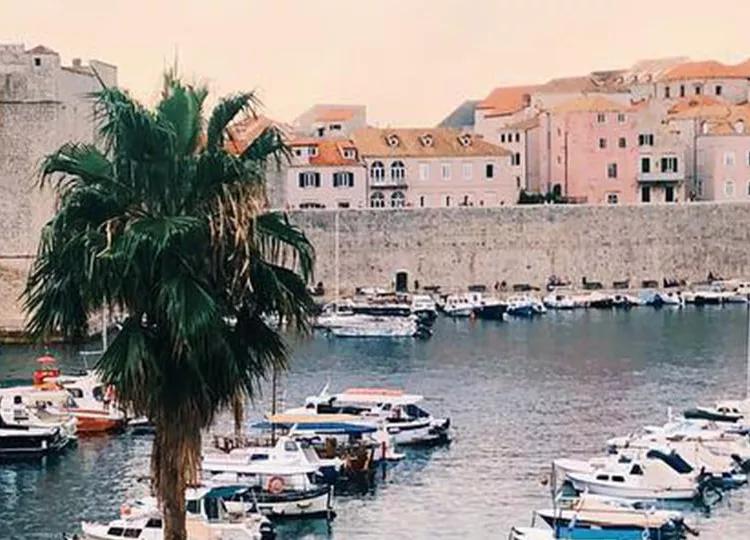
[{"xmin": 0, "ymin": 44, "xmax": 117, "ymax": 328}]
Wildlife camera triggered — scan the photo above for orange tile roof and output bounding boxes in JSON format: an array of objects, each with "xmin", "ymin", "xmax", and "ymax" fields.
[
  {"xmin": 501, "ymin": 116, "xmax": 540, "ymax": 131},
  {"xmin": 477, "ymin": 85, "xmax": 537, "ymax": 117},
  {"xmin": 553, "ymin": 95, "xmax": 630, "ymax": 114},
  {"xmin": 661, "ymin": 59, "xmax": 750, "ymax": 81},
  {"xmin": 288, "ymin": 137, "xmax": 360, "ymax": 166},
  {"xmin": 224, "ymin": 116, "xmax": 276, "ymax": 154},
  {"xmin": 351, "ymin": 127, "xmax": 510, "ymax": 158},
  {"xmin": 667, "ymin": 95, "xmax": 723, "ymax": 115},
  {"xmin": 695, "ymin": 105, "xmax": 750, "ymax": 135}
]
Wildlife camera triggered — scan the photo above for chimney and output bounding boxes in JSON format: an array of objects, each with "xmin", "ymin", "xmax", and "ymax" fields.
[{"xmin": 72, "ymin": 58, "xmax": 82, "ymax": 68}]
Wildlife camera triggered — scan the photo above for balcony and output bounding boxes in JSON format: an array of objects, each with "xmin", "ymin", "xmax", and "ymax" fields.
[
  {"xmin": 637, "ymin": 170, "xmax": 685, "ymax": 184},
  {"xmin": 369, "ymin": 177, "xmax": 409, "ymax": 189}
]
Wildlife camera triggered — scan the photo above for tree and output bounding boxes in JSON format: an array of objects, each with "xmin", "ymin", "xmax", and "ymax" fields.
[{"xmin": 24, "ymin": 73, "xmax": 314, "ymax": 540}]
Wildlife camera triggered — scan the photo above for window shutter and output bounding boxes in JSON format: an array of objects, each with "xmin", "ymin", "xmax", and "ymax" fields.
[
  {"xmin": 298, "ymin": 173, "xmax": 304, "ymax": 188},
  {"xmin": 315, "ymin": 173, "xmax": 321, "ymax": 187},
  {"xmin": 348, "ymin": 172, "xmax": 354, "ymax": 187}
]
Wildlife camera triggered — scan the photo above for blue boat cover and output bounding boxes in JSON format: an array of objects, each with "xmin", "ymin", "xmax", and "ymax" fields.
[
  {"xmin": 205, "ymin": 485, "xmax": 248, "ymax": 499},
  {"xmin": 250, "ymin": 421, "xmax": 376, "ymax": 434}
]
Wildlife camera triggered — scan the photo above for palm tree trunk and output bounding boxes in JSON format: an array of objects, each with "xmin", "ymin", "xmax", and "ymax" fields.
[
  {"xmin": 153, "ymin": 415, "xmax": 201, "ymax": 540},
  {"xmin": 232, "ymin": 391, "xmax": 244, "ymax": 441}
]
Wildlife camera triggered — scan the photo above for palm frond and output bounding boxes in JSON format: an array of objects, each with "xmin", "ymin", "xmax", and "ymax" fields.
[{"xmin": 206, "ymin": 92, "xmax": 258, "ymax": 151}]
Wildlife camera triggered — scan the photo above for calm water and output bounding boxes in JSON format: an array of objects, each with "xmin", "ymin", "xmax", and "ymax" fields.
[{"xmin": 1, "ymin": 307, "xmax": 750, "ymax": 539}]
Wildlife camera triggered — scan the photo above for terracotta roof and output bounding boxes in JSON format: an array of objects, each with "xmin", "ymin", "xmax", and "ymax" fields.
[
  {"xmin": 660, "ymin": 59, "xmax": 750, "ymax": 81},
  {"xmin": 288, "ymin": 137, "xmax": 360, "ymax": 166},
  {"xmin": 224, "ymin": 115, "xmax": 292, "ymax": 155},
  {"xmin": 27, "ymin": 45, "xmax": 57, "ymax": 55},
  {"xmin": 694, "ymin": 105, "xmax": 750, "ymax": 135},
  {"xmin": 667, "ymin": 95, "xmax": 723, "ymax": 115},
  {"xmin": 553, "ymin": 95, "xmax": 630, "ymax": 113},
  {"xmin": 351, "ymin": 127, "xmax": 511, "ymax": 158},
  {"xmin": 477, "ymin": 85, "xmax": 537, "ymax": 117}
]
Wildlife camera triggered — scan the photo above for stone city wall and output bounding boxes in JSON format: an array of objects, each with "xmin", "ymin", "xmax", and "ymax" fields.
[{"xmin": 290, "ymin": 203, "xmax": 750, "ymax": 295}]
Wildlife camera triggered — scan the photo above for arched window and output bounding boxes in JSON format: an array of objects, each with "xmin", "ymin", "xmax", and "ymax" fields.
[
  {"xmin": 391, "ymin": 191, "xmax": 405, "ymax": 208},
  {"xmin": 370, "ymin": 192, "xmax": 385, "ymax": 208},
  {"xmin": 370, "ymin": 161, "xmax": 385, "ymax": 183},
  {"xmin": 390, "ymin": 161, "xmax": 406, "ymax": 182}
]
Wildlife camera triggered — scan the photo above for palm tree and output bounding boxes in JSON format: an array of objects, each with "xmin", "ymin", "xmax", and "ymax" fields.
[{"xmin": 24, "ymin": 73, "xmax": 314, "ymax": 540}]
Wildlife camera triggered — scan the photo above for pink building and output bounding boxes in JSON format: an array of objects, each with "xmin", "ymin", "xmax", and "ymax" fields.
[
  {"xmin": 545, "ymin": 96, "xmax": 638, "ymax": 204},
  {"xmin": 283, "ymin": 138, "xmax": 367, "ymax": 210},
  {"xmin": 351, "ymin": 128, "xmax": 515, "ymax": 208},
  {"xmin": 695, "ymin": 107, "xmax": 750, "ymax": 201}
]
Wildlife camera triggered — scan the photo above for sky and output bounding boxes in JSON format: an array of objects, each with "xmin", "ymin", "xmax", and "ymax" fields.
[{"xmin": 2, "ymin": 0, "xmax": 750, "ymax": 126}]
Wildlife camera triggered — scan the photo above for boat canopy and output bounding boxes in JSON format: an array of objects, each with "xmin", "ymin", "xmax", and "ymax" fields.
[
  {"xmin": 336, "ymin": 388, "xmax": 424, "ymax": 405},
  {"xmin": 203, "ymin": 485, "xmax": 249, "ymax": 499},
  {"xmin": 267, "ymin": 413, "xmax": 362, "ymax": 424},
  {"xmin": 251, "ymin": 419, "xmax": 376, "ymax": 435}
]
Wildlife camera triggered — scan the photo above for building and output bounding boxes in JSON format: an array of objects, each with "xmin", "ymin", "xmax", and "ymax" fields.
[
  {"xmin": 543, "ymin": 96, "xmax": 638, "ymax": 204},
  {"xmin": 695, "ymin": 106, "xmax": 750, "ymax": 201},
  {"xmin": 292, "ymin": 104, "xmax": 367, "ymax": 139},
  {"xmin": 351, "ymin": 127, "xmax": 514, "ymax": 209},
  {"xmin": 282, "ymin": 137, "xmax": 367, "ymax": 210},
  {"xmin": 655, "ymin": 60, "xmax": 750, "ymax": 104},
  {"xmin": 0, "ymin": 44, "xmax": 116, "ymax": 327}
]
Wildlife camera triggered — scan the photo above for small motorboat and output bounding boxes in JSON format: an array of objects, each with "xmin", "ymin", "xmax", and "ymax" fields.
[
  {"xmin": 442, "ymin": 294, "xmax": 475, "ymax": 317},
  {"xmin": 205, "ymin": 463, "xmax": 336, "ymax": 520},
  {"xmin": 0, "ymin": 395, "xmax": 76, "ymax": 458},
  {"xmin": 285, "ymin": 387, "xmax": 451, "ymax": 447},
  {"xmin": 543, "ymin": 292, "xmax": 577, "ymax": 310},
  {"xmin": 509, "ymin": 525, "xmax": 655, "ymax": 540},
  {"xmin": 506, "ymin": 295, "xmax": 544, "ymax": 317},
  {"xmin": 327, "ymin": 315, "xmax": 430, "ymax": 339},
  {"xmin": 563, "ymin": 449, "xmax": 699, "ymax": 500},
  {"xmin": 535, "ymin": 494, "xmax": 688, "ymax": 540},
  {"xmin": 473, "ymin": 295, "xmax": 507, "ymax": 320},
  {"xmin": 79, "ymin": 487, "xmax": 275, "ymax": 539}
]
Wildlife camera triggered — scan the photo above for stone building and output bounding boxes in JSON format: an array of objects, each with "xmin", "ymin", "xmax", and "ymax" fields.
[{"xmin": 0, "ymin": 43, "xmax": 116, "ymax": 327}]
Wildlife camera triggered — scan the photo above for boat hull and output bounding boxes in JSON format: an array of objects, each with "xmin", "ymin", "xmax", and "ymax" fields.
[{"xmin": 568, "ymin": 474, "xmax": 696, "ymax": 501}]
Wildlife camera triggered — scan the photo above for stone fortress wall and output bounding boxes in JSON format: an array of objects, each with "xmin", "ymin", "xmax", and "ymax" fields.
[{"xmin": 291, "ymin": 203, "xmax": 750, "ymax": 295}]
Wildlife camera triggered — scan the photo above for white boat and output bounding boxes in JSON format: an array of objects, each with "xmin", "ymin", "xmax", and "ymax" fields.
[
  {"xmin": 563, "ymin": 449, "xmax": 699, "ymax": 500},
  {"xmin": 0, "ymin": 396, "xmax": 75, "ymax": 457},
  {"xmin": 285, "ymin": 387, "xmax": 451, "ymax": 446},
  {"xmin": 328, "ymin": 315, "xmax": 427, "ymax": 338},
  {"xmin": 612, "ymin": 294, "xmax": 644, "ymax": 307},
  {"xmin": 410, "ymin": 294, "xmax": 438, "ymax": 319},
  {"xmin": 543, "ymin": 292, "xmax": 577, "ymax": 310},
  {"xmin": 506, "ymin": 295, "xmax": 545, "ymax": 317},
  {"xmin": 204, "ymin": 462, "xmax": 335, "ymax": 520},
  {"xmin": 651, "ymin": 291, "xmax": 684, "ymax": 306},
  {"xmin": 203, "ymin": 436, "xmax": 343, "ymax": 483},
  {"xmin": 442, "ymin": 294, "xmax": 475, "ymax": 317},
  {"xmin": 79, "ymin": 486, "xmax": 275, "ymax": 539}
]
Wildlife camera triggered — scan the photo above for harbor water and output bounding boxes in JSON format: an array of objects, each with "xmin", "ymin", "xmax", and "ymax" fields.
[{"xmin": 1, "ymin": 306, "xmax": 750, "ymax": 539}]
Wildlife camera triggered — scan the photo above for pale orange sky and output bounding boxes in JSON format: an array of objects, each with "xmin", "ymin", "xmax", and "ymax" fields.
[{"xmin": 2, "ymin": 0, "xmax": 749, "ymax": 126}]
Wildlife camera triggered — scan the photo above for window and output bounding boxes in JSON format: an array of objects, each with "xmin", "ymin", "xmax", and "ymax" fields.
[
  {"xmin": 665, "ymin": 186, "xmax": 675, "ymax": 202},
  {"xmin": 695, "ymin": 84, "xmax": 702, "ymax": 95},
  {"xmin": 463, "ymin": 162, "xmax": 473, "ymax": 180},
  {"xmin": 293, "ymin": 148, "xmax": 302, "ymax": 157},
  {"xmin": 598, "ymin": 138, "xmax": 607, "ymax": 149},
  {"xmin": 511, "ymin": 153, "xmax": 521, "ymax": 166},
  {"xmin": 34, "ymin": 57, "xmax": 42, "ymax": 67},
  {"xmin": 124, "ymin": 530, "xmax": 141, "ymax": 538},
  {"xmin": 607, "ymin": 163, "xmax": 618, "ymax": 179},
  {"xmin": 680, "ymin": 85, "xmax": 685, "ymax": 97},
  {"xmin": 697, "ymin": 179, "xmax": 704, "ymax": 197},
  {"xmin": 500, "ymin": 133, "xmax": 506, "ymax": 143},
  {"xmin": 724, "ymin": 152, "xmax": 736, "ymax": 166},
  {"xmin": 343, "ymin": 148, "xmax": 356, "ymax": 159},
  {"xmin": 607, "ymin": 193, "xmax": 619, "ymax": 204},
  {"xmin": 419, "ymin": 162, "xmax": 429, "ymax": 181},
  {"xmin": 641, "ymin": 157, "xmax": 651, "ymax": 173},
  {"xmin": 715, "ymin": 85, "xmax": 723, "ymax": 96},
  {"xmin": 337, "ymin": 201, "xmax": 350, "ymax": 208},
  {"xmin": 419, "ymin": 195, "xmax": 425, "ymax": 207},
  {"xmin": 630, "ymin": 465, "xmax": 644, "ymax": 476},
  {"xmin": 298, "ymin": 171, "xmax": 320, "ymax": 188},
  {"xmin": 333, "ymin": 171, "xmax": 354, "ymax": 188},
  {"xmin": 514, "ymin": 132, "xmax": 520, "ymax": 143},
  {"xmin": 308, "ymin": 146, "xmax": 318, "ymax": 157},
  {"xmin": 618, "ymin": 137, "xmax": 626, "ymax": 149},
  {"xmin": 725, "ymin": 180, "xmax": 735, "ymax": 197},
  {"xmin": 461, "ymin": 194, "xmax": 470, "ymax": 206},
  {"xmin": 330, "ymin": 123, "xmax": 342, "ymax": 131},
  {"xmin": 638, "ymin": 133, "xmax": 654, "ymax": 146},
  {"xmin": 612, "ymin": 476, "xmax": 626, "ymax": 483},
  {"xmin": 390, "ymin": 161, "xmax": 406, "ymax": 181},
  {"xmin": 597, "ymin": 113, "xmax": 606, "ymax": 123},
  {"xmin": 661, "ymin": 157, "xmax": 679, "ymax": 173},
  {"xmin": 145, "ymin": 519, "xmax": 163, "ymax": 529},
  {"xmin": 299, "ymin": 202, "xmax": 325, "ymax": 209},
  {"xmin": 370, "ymin": 161, "xmax": 385, "ymax": 182},
  {"xmin": 370, "ymin": 192, "xmax": 385, "ymax": 208},
  {"xmin": 186, "ymin": 500, "xmax": 200, "ymax": 515},
  {"xmin": 390, "ymin": 191, "xmax": 405, "ymax": 208},
  {"xmin": 515, "ymin": 176, "xmax": 521, "ymax": 189},
  {"xmin": 106, "ymin": 528, "xmax": 125, "ymax": 537},
  {"xmin": 641, "ymin": 186, "xmax": 651, "ymax": 203},
  {"xmin": 441, "ymin": 163, "xmax": 451, "ymax": 180},
  {"xmin": 664, "ymin": 86, "xmax": 671, "ymax": 99},
  {"xmin": 485, "ymin": 163, "xmax": 494, "ymax": 179},
  {"xmin": 445, "ymin": 195, "xmax": 451, "ymax": 207},
  {"xmin": 617, "ymin": 113, "xmax": 626, "ymax": 123}
]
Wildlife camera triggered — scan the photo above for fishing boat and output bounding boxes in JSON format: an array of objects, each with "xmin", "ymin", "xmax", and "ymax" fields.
[
  {"xmin": 411, "ymin": 294, "xmax": 438, "ymax": 321},
  {"xmin": 78, "ymin": 487, "xmax": 275, "ymax": 539},
  {"xmin": 473, "ymin": 294, "xmax": 507, "ymax": 320},
  {"xmin": 508, "ymin": 525, "xmax": 652, "ymax": 540},
  {"xmin": 285, "ymin": 387, "xmax": 451, "ymax": 446},
  {"xmin": 535, "ymin": 494, "xmax": 689, "ymax": 540},
  {"xmin": 563, "ymin": 449, "xmax": 699, "ymax": 500},
  {"xmin": 204, "ymin": 462, "xmax": 336, "ymax": 520},
  {"xmin": 543, "ymin": 292, "xmax": 577, "ymax": 310}
]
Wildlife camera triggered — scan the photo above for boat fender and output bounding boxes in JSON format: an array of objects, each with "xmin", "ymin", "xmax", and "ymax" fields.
[
  {"xmin": 267, "ymin": 476, "xmax": 285, "ymax": 494},
  {"xmin": 120, "ymin": 503, "xmax": 131, "ymax": 517},
  {"xmin": 641, "ymin": 530, "xmax": 650, "ymax": 540}
]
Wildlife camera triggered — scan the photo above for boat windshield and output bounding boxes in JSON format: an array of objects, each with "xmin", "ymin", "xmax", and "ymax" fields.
[{"xmin": 405, "ymin": 404, "xmax": 430, "ymax": 419}]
